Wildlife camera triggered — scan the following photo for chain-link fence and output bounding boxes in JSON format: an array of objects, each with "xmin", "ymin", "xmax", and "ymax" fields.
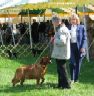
[{"xmin": 0, "ymin": 43, "xmax": 48, "ymax": 58}]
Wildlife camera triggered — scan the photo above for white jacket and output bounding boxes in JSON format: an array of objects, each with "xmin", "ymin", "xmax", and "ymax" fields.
[{"xmin": 51, "ymin": 25, "xmax": 71, "ymax": 60}]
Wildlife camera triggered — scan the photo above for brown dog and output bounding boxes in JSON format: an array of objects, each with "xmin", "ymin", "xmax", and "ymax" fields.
[{"xmin": 12, "ymin": 56, "xmax": 51, "ymax": 87}]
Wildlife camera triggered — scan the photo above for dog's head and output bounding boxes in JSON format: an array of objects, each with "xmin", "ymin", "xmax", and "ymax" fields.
[{"xmin": 39, "ymin": 56, "xmax": 51, "ymax": 66}]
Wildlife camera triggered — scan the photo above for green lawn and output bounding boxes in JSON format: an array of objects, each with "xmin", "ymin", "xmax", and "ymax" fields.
[{"xmin": 0, "ymin": 55, "xmax": 94, "ymax": 96}]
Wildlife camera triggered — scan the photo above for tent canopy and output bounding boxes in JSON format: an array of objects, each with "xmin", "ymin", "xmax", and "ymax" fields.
[
  {"xmin": 51, "ymin": 8, "xmax": 66, "ymax": 13},
  {"xmin": 19, "ymin": 9, "xmax": 45, "ymax": 15},
  {"xmin": 18, "ymin": 8, "xmax": 67, "ymax": 16},
  {"xmin": 1, "ymin": 2, "xmax": 94, "ymax": 18},
  {"xmin": 76, "ymin": 6, "xmax": 94, "ymax": 13}
]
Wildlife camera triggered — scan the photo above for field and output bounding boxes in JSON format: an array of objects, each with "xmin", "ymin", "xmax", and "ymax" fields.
[{"xmin": 0, "ymin": 55, "xmax": 94, "ymax": 96}]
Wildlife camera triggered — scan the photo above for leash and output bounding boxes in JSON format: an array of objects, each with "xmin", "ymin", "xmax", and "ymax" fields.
[
  {"xmin": 81, "ymin": 39, "xmax": 94, "ymax": 62},
  {"xmin": 34, "ymin": 40, "xmax": 51, "ymax": 64},
  {"xmin": 88, "ymin": 39, "xmax": 94, "ymax": 50},
  {"xmin": 85, "ymin": 39, "xmax": 94, "ymax": 61}
]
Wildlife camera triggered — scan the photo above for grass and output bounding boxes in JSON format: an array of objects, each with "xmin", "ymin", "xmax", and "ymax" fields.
[{"xmin": 0, "ymin": 55, "xmax": 94, "ymax": 96}]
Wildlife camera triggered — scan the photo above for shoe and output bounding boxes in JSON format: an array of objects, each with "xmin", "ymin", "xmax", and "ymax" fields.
[
  {"xmin": 74, "ymin": 80, "xmax": 79, "ymax": 83},
  {"xmin": 63, "ymin": 86, "xmax": 71, "ymax": 89},
  {"xmin": 56, "ymin": 85, "xmax": 71, "ymax": 89}
]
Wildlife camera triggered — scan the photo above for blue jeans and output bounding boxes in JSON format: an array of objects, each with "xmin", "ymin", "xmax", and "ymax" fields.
[{"xmin": 70, "ymin": 43, "xmax": 84, "ymax": 81}]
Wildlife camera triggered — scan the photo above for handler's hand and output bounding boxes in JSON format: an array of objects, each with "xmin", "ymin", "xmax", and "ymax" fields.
[
  {"xmin": 80, "ymin": 48, "xmax": 85, "ymax": 53},
  {"xmin": 51, "ymin": 37, "xmax": 54, "ymax": 44}
]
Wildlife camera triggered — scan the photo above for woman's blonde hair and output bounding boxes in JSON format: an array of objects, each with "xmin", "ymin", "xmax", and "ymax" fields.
[{"xmin": 69, "ymin": 13, "xmax": 80, "ymax": 24}]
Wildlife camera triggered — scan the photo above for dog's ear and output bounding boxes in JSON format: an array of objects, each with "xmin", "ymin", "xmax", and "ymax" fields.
[
  {"xmin": 39, "ymin": 58, "xmax": 43, "ymax": 64},
  {"xmin": 44, "ymin": 55, "xmax": 48, "ymax": 58},
  {"xmin": 44, "ymin": 55, "xmax": 51, "ymax": 59},
  {"xmin": 45, "ymin": 56, "xmax": 52, "ymax": 64}
]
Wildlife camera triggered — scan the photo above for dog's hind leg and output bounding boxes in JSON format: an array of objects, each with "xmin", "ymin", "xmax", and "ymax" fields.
[
  {"xmin": 14, "ymin": 53, "xmax": 17, "ymax": 59},
  {"xmin": 12, "ymin": 79, "xmax": 20, "ymax": 87}
]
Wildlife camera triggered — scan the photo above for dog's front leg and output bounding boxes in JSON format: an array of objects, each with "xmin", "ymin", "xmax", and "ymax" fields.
[
  {"xmin": 36, "ymin": 78, "xmax": 40, "ymax": 85},
  {"xmin": 20, "ymin": 78, "xmax": 25, "ymax": 86},
  {"xmin": 40, "ymin": 77, "xmax": 45, "ymax": 84}
]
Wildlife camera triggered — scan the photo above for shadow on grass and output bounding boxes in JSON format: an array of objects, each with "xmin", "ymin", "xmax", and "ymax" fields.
[{"xmin": 0, "ymin": 83, "xmax": 57, "ymax": 93}]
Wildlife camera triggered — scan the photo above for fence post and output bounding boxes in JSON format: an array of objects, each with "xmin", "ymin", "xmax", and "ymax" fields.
[
  {"xmin": 83, "ymin": 4, "xmax": 90, "ymax": 62},
  {"xmin": 28, "ymin": 9, "xmax": 32, "ymax": 49}
]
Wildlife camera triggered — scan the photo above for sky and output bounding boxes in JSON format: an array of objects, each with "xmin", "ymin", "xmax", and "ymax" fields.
[
  {"xmin": 0, "ymin": 0, "xmax": 48, "ymax": 9},
  {"xmin": 0, "ymin": 0, "xmax": 48, "ymax": 5},
  {"xmin": 23, "ymin": 0, "xmax": 48, "ymax": 4}
]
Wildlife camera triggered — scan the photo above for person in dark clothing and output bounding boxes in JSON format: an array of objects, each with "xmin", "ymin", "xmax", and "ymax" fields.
[
  {"xmin": 19, "ymin": 22, "xmax": 27, "ymax": 35},
  {"xmin": 38, "ymin": 22, "xmax": 46, "ymax": 43},
  {"xmin": 31, "ymin": 19, "xmax": 39, "ymax": 44}
]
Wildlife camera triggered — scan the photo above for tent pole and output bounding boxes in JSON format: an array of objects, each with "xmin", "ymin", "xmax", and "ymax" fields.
[
  {"xmin": 21, "ymin": 15, "xmax": 22, "ymax": 23},
  {"xmin": 83, "ymin": 4, "xmax": 90, "ymax": 62},
  {"xmin": 44, "ymin": 12, "xmax": 45, "ymax": 22},
  {"xmin": 28, "ymin": 9, "xmax": 32, "ymax": 49},
  {"xmin": 0, "ymin": 29, "xmax": 4, "ymax": 45},
  {"xmin": 38, "ymin": 10, "xmax": 43, "ymax": 23},
  {"xmin": 38, "ymin": 14, "xmax": 40, "ymax": 23},
  {"xmin": 75, "ymin": 6, "xmax": 78, "ymax": 14},
  {"xmin": 5, "ymin": 17, "xmax": 7, "ymax": 23},
  {"xmin": 30, "ymin": 16, "xmax": 31, "ymax": 25}
]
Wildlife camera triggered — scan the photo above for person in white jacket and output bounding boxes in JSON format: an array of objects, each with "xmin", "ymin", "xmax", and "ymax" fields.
[{"xmin": 51, "ymin": 17, "xmax": 71, "ymax": 89}]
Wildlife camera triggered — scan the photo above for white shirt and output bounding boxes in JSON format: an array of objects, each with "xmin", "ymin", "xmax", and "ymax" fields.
[{"xmin": 70, "ymin": 25, "xmax": 77, "ymax": 43}]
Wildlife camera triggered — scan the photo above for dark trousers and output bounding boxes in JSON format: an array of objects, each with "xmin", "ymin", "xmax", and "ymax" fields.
[
  {"xmin": 56, "ymin": 59, "xmax": 70, "ymax": 88},
  {"xmin": 70, "ymin": 43, "xmax": 84, "ymax": 81}
]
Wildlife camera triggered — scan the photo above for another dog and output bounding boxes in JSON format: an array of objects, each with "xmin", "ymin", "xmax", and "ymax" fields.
[
  {"xmin": 12, "ymin": 56, "xmax": 51, "ymax": 87},
  {"xmin": 6, "ymin": 50, "xmax": 17, "ymax": 59},
  {"xmin": 31, "ymin": 48, "xmax": 43, "ymax": 57}
]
